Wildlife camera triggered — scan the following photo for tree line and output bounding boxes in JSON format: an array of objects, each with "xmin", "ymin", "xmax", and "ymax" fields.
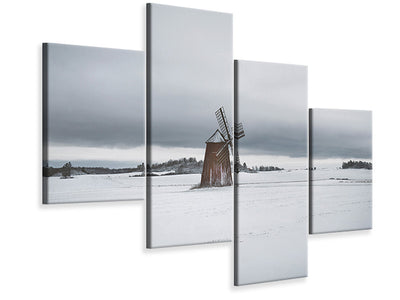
[
  {"xmin": 43, "ymin": 162, "xmax": 145, "ymax": 177},
  {"xmin": 342, "ymin": 160, "xmax": 372, "ymax": 170},
  {"xmin": 148, "ymin": 157, "xmax": 202, "ymax": 171},
  {"xmin": 237, "ymin": 162, "xmax": 284, "ymax": 173}
]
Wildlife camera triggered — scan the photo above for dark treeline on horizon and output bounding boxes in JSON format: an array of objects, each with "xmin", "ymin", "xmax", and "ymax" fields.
[
  {"xmin": 148, "ymin": 157, "xmax": 202, "ymax": 170},
  {"xmin": 43, "ymin": 162, "xmax": 145, "ymax": 177},
  {"xmin": 44, "ymin": 157, "xmax": 287, "ymax": 177},
  {"xmin": 342, "ymin": 160, "xmax": 372, "ymax": 170},
  {"xmin": 236, "ymin": 162, "xmax": 284, "ymax": 173},
  {"xmin": 147, "ymin": 157, "xmax": 203, "ymax": 175}
]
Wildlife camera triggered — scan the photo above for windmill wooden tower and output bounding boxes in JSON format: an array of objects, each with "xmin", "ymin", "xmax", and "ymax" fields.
[{"xmin": 200, "ymin": 107, "xmax": 245, "ymax": 187}]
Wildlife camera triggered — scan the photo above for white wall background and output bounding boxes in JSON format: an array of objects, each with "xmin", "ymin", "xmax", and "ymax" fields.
[{"xmin": 1, "ymin": 0, "xmax": 399, "ymax": 299}]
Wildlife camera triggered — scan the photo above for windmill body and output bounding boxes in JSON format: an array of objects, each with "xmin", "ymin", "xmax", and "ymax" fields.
[
  {"xmin": 200, "ymin": 130, "xmax": 232, "ymax": 187},
  {"xmin": 200, "ymin": 107, "xmax": 244, "ymax": 187}
]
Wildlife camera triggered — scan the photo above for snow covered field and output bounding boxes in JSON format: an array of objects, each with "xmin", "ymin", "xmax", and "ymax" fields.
[
  {"xmin": 235, "ymin": 170, "xmax": 308, "ymax": 285},
  {"xmin": 45, "ymin": 172, "xmax": 144, "ymax": 204},
  {"xmin": 310, "ymin": 168, "xmax": 372, "ymax": 233},
  {"xmin": 148, "ymin": 174, "xmax": 233, "ymax": 247}
]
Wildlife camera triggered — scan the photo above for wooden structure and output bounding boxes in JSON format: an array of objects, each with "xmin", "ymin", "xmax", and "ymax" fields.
[
  {"xmin": 200, "ymin": 130, "xmax": 232, "ymax": 187},
  {"xmin": 199, "ymin": 107, "xmax": 245, "ymax": 187}
]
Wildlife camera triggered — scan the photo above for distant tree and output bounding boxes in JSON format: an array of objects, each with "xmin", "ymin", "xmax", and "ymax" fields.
[
  {"xmin": 137, "ymin": 163, "xmax": 144, "ymax": 171},
  {"xmin": 61, "ymin": 162, "xmax": 72, "ymax": 178},
  {"xmin": 243, "ymin": 162, "xmax": 247, "ymax": 169}
]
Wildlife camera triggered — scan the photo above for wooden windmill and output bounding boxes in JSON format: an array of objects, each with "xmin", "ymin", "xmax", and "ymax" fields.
[{"xmin": 200, "ymin": 107, "xmax": 245, "ymax": 187}]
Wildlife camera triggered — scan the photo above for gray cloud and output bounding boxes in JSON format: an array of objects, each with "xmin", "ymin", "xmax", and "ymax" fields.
[
  {"xmin": 310, "ymin": 109, "xmax": 372, "ymax": 159},
  {"xmin": 236, "ymin": 61, "xmax": 308, "ymax": 158},
  {"xmin": 149, "ymin": 4, "xmax": 233, "ymax": 150},
  {"xmin": 46, "ymin": 44, "xmax": 144, "ymax": 148}
]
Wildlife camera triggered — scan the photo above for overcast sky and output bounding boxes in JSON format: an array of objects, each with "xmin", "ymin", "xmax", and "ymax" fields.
[
  {"xmin": 149, "ymin": 4, "xmax": 233, "ymax": 162},
  {"xmin": 236, "ymin": 60, "xmax": 308, "ymax": 167},
  {"xmin": 311, "ymin": 109, "xmax": 372, "ymax": 160},
  {"xmin": 46, "ymin": 44, "xmax": 144, "ymax": 166}
]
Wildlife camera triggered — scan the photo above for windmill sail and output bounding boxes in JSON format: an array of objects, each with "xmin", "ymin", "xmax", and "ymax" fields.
[
  {"xmin": 216, "ymin": 140, "xmax": 231, "ymax": 165},
  {"xmin": 233, "ymin": 121, "xmax": 245, "ymax": 172},
  {"xmin": 234, "ymin": 122, "xmax": 245, "ymax": 139},
  {"xmin": 215, "ymin": 107, "xmax": 232, "ymax": 141}
]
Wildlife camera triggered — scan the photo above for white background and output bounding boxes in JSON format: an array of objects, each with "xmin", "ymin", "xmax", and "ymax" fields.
[{"xmin": 0, "ymin": 0, "xmax": 399, "ymax": 299}]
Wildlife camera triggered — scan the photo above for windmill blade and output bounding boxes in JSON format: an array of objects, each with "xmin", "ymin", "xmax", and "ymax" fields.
[
  {"xmin": 234, "ymin": 122, "xmax": 245, "ymax": 139},
  {"xmin": 216, "ymin": 140, "xmax": 231, "ymax": 166},
  {"xmin": 217, "ymin": 152, "xmax": 231, "ymax": 168},
  {"xmin": 234, "ymin": 154, "xmax": 241, "ymax": 173},
  {"xmin": 234, "ymin": 122, "xmax": 244, "ymax": 173},
  {"xmin": 215, "ymin": 107, "xmax": 232, "ymax": 141}
]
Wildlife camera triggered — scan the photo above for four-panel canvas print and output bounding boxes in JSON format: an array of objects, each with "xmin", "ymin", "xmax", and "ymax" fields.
[
  {"xmin": 41, "ymin": 3, "xmax": 373, "ymax": 286},
  {"xmin": 234, "ymin": 61, "xmax": 308, "ymax": 285},
  {"xmin": 43, "ymin": 44, "xmax": 145, "ymax": 204},
  {"xmin": 146, "ymin": 4, "xmax": 233, "ymax": 248},
  {"xmin": 309, "ymin": 109, "xmax": 372, "ymax": 234}
]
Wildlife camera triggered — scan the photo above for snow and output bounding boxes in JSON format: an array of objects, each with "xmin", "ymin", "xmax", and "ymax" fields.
[
  {"xmin": 148, "ymin": 173, "xmax": 233, "ymax": 247},
  {"xmin": 310, "ymin": 168, "xmax": 372, "ymax": 233},
  {"xmin": 45, "ymin": 173, "xmax": 144, "ymax": 204},
  {"xmin": 150, "ymin": 170, "xmax": 175, "ymax": 176},
  {"xmin": 149, "ymin": 169, "xmax": 309, "ymax": 286},
  {"xmin": 236, "ymin": 170, "xmax": 308, "ymax": 285}
]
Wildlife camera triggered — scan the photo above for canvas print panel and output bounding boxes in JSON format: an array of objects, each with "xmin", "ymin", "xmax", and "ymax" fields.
[
  {"xmin": 234, "ymin": 60, "xmax": 308, "ymax": 285},
  {"xmin": 43, "ymin": 44, "xmax": 145, "ymax": 204},
  {"xmin": 146, "ymin": 4, "xmax": 233, "ymax": 247},
  {"xmin": 309, "ymin": 109, "xmax": 372, "ymax": 233}
]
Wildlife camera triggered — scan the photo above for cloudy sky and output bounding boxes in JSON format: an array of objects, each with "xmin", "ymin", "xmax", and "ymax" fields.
[
  {"xmin": 310, "ymin": 109, "xmax": 372, "ymax": 167},
  {"xmin": 236, "ymin": 60, "xmax": 308, "ymax": 169},
  {"xmin": 45, "ymin": 44, "xmax": 144, "ymax": 167},
  {"xmin": 148, "ymin": 4, "xmax": 233, "ymax": 163}
]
